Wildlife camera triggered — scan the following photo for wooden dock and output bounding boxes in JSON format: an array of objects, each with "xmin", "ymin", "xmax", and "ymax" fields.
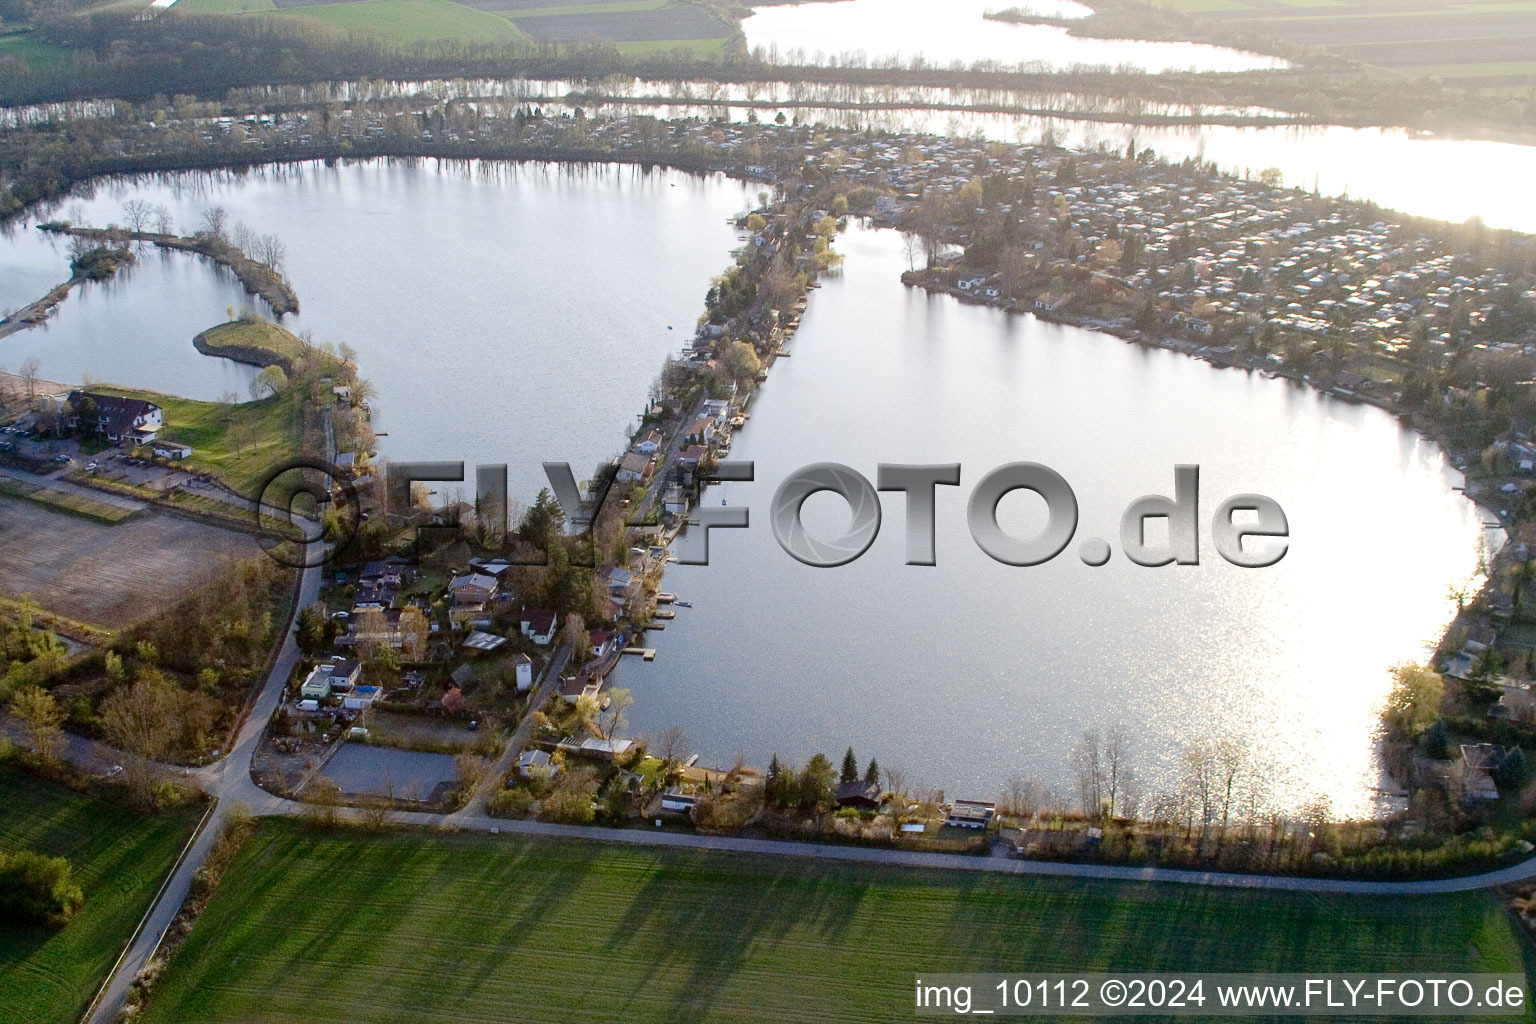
[
  {"xmin": 623, "ymin": 647, "xmax": 656, "ymax": 661},
  {"xmin": 657, "ymin": 593, "xmax": 676, "ymax": 604},
  {"xmin": 653, "ymin": 608, "xmax": 676, "ymax": 620}
]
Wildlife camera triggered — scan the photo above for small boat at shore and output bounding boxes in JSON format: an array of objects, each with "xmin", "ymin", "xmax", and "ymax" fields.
[{"xmin": 674, "ymin": 600, "xmax": 692, "ymax": 608}]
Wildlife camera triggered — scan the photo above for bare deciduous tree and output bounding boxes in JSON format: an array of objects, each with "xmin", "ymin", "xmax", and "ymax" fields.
[
  {"xmin": 1103, "ymin": 726, "xmax": 1135, "ymax": 821},
  {"xmin": 201, "ymin": 206, "xmax": 229, "ymax": 240},
  {"xmin": 257, "ymin": 233, "xmax": 287, "ymax": 272},
  {"xmin": 652, "ymin": 724, "xmax": 688, "ymax": 764},
  {"xmin": 594, "ymin": 687, "xmax": 632, "ymax": 742},
  {"xmin": 98, "ymin": 671, "xmax": 182, "ymax": 806},
  {"xmin": 121, "ymin": 199, "xmax": 151, "ymax": 234},
  {"xmin": 19, "ymin": 355, "xmax": 41, "ymax": 401},
  {"xmin": 1072, "ymin": 729, "xmax": 1105, "ymax": 820}
]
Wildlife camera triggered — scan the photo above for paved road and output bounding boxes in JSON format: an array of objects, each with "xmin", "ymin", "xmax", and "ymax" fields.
[
  {"xmin": 83, "ymin": 553, "xmax": 320, "ymax": 1024},
  {"xmin": 386, "ymin": 814, "xmax": 1536, "ymax": 897}
]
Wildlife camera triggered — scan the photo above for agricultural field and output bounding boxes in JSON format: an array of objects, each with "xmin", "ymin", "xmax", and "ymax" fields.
[
  {"xmin": 267, "ymin": 0, "xmax": 534, "ymax": 45},
  {"xmin": 0, "ymin": 766, "xmax": 203, "ymax": 1024},
  {"xmin": 0, "ymin": 495, "xmax": 256, "ymax": 630},
  {"xmin": 470, "ymin": 0, "xmax": 734, "ymax": 50},
  {"xmin": 1140, "ymin": 0, "xmax": 1536, "ymax": 83},
  {"xmin": 142, "ymin": 821, "xmax": 1536, "ymax": 1024},
  {"xmin": 172, "ymin": 0, "xmax": 279, "ymax": 12},
  {"xmin": 162, "ymin": 0, "xmax": 732, "ymax": 53}
]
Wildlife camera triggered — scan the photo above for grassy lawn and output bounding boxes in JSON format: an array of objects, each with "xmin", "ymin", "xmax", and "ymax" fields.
[
  {"xmin": 97, "ymin": 386, "xmax": 301, "ymax": 497},
  {"xmin": 193, "ymin": 317, "xmax": 310, "ymax": 371},
  {"xmin": 142, "ymin": 821, "xmax": 1536, "ymax": 1024},
  {"xmin": 0, "ymin": 33, "xmax": 75, "ymax": 70},
  {"xmin": 0, "ymin": 767, "xmax": 203, "ymax": 1024},
  {"xmin": 269, "ymin": 0, "xmax": 534, "ymax": 45}
]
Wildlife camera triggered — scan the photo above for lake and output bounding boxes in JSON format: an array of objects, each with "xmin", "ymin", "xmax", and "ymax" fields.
[
  {"xmin": 742, "ymin": 0, "xmax": 1288, "ymax": 72},
  {"xmin": 612, "ymin": 223, "xmax": 1488, "ymax": 817},
  {"xmin": 0, "ymin": 161, "xmax": 1493, "ymax": 816},
  {"xmin": 0, "ymin": 160, "xmax": 752, "ymax": 505}
]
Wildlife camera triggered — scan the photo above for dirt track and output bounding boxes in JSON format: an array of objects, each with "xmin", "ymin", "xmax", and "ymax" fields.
[{"xmin": 0, "ymin": 495, "xmax": 258, "ymax": 630}]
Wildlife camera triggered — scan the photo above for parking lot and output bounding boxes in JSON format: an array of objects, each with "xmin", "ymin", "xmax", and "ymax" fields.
[{"xmin": 323, "ymin": 745, "xmax": 459, "ymax": 805}]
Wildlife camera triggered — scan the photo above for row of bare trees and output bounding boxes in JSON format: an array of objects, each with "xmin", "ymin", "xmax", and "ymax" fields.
[
  {"xmin": 196, "ymin": 206, "xmax": 287, "ymax": 273},
  {"xmin": 992, "ymin": 727, "xmax": 1318, "ymax": 850},
  {"xmin": 119, "ymin": 198, "xmax": 174, "ymax": 235}
]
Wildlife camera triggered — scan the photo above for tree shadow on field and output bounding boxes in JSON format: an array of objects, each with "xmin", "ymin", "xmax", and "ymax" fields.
[
  {"xmin": 596, "ymin": 848, "xmax": 876, "ymax": 1022},
  {"xmin": 926, "ymin": 874, "xmax": 1499, "ymax": 980}
]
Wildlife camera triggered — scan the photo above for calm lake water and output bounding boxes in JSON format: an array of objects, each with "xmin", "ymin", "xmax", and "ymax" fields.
[
  {"xmin": 743, "ymin": 0, "xmax": 1287, "ymax": 72},
  {"xmin": 0, "ymin": 160, "xmax": 1495, "ymax": 814},
  {"xmin": 614, "ymin": 223, "xmax": 1488, "ymax": 816},
  {"xmin": 0, "ymin": 160, "xmax": 751, "ymax": 504}
]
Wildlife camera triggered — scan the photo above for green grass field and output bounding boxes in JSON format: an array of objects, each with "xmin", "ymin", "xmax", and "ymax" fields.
[
  {"xmin": 97, "ymin": 385, "xmax": 301, "ymax": 497},
  {"xmin": 141, "ymin": 821, "xmax": 1536, "ymax": 1024},
  {"xmin": 193, "ymin": 317, "xmax": 310, "ymax": 370},
  {"xmin": 0, "ymin": 767, "xmax": 202, "ymax": 1024},
  {"xmin": 270, "ymin": 0, "xmax": 533, "ymax": 46},
  {"xmin": 0, "ymin": 33, "xmax": 75, "ymax": 71}
]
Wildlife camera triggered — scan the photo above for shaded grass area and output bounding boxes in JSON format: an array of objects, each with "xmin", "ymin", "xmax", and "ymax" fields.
[
  {"xmin": 269, "ymin": 0, "xmax": 535, "ymax": 44},
  {"xmin": 95, "ymin": 385, "xmax": 301, "ymax": 498},
  {"xmin": 0, "ymin": 767, "xmax": 202, "ymax": 1024},
  {"xmin": 142, "ymin": 820, "xmax": 1536, "ymax": 1024},
  {"xmin": 0, "ymin": 478, "xmax": 137, "ymax": 524}
]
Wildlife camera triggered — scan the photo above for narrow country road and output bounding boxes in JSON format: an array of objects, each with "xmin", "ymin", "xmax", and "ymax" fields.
[{"xmin": 82, "ymin": 557, "xmax": 320, "ymax": 1024}]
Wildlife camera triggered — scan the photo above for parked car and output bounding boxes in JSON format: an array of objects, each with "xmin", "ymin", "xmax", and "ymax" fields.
[
  {"xmin": 54, "ymin": 454, "xmax": 71, "ymax": 464},
  {"xmin": 105, "ymin": 765, "xmax": 123, "ymax": 778}
]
